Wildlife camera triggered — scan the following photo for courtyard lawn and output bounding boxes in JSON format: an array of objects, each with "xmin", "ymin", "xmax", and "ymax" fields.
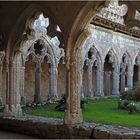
[{"xmin": 23, "ymin": 98, "xmax": 140, "ymax": 127}]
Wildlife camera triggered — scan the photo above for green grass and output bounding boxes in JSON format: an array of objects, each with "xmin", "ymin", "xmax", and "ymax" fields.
[
  {"xmin": 23, "ymin": 98, "xmax": 140, "ymax": 127},
  {"xmin": 23, "ymin": 103, "xmax": 63, "ymax": 119}
]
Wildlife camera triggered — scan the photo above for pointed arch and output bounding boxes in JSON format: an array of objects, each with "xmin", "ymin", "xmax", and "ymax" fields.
[
  {"xmin": 104, "ymin": 48, "xmax": 119, "ymax": 71},
  {"xmin": 121, "ymin": 51, "xmax": 132, "ymax": 66},
  {"xmin": 6, "ymin": 3, "xmax": 63, "ymax": 62},
  {"xmin": 133, "ymin": 51, "xmax": 140, "ymax": 66}
]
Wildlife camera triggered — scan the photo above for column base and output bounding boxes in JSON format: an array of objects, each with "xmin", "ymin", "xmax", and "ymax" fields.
[
  {"xmin": 64, "ymin": 109, "xmax": 83, "ymax": 125},
  {"xmin": 95, "ymin": 91, "xmax": 104, "ymax": 97},
  {"xmin": 21, "ymin": 96, "xmax": 26, "ymax": 106},
  {"xmin": 3, "ymin": 104, "xmax": 22, "ymax": 118},
  {"xmin": 34, "ymin": 95, "xmax": 42, "ymax": 104},
  {"xmin": 80, "ymin": 92, "xmax": 85, "ymax": 98},
  {"xmin": 86, "ymin": 91, "xmax": 93, "ymax": 98},
  {"xmin": 47, "ymin": 94, "xmax": 59, "ymax": 102},
  {"xmin": 112, "ymin": 91, "xmax": 120, "ymax": 96}
]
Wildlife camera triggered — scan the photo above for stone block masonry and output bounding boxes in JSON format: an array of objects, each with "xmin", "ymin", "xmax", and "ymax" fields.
[{"xmin": 0, "ymin": 116, "xmax": 139, "ymax": 139}]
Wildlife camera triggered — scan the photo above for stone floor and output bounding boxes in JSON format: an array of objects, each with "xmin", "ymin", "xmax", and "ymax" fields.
[{"xmin": 0, "ymin": 130, "xmax": 35, "ymax": 139}]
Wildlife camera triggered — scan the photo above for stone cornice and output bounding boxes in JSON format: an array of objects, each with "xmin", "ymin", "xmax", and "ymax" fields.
[{"xmin": 91, "ymin": 16, "xmax": 140, "ymax": 39}]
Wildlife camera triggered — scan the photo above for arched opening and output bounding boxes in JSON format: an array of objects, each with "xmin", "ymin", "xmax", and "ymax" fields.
[
  {"xmin": 57, "ymin": 58, "xmax": 66, "ymax": 98},
  {"xmin": 81, "ymin": 46, "xmax": 103, "ymax": 98},
  {"xmin": 133, "ymin": 54, "xmax": 140, "ymax": 86},
  {"xmin": 41, "ymin": 57, "xmax": 50, "ymax": 102},
  {"xmin": 83, "ymin": 61, "xmax": 88, "ymax": 97},
  {"xmin": 20, "ymin": 13, "xmax": 65, "ymax": 104},
  {"xmin": 133, "ymin": 65, "xmax": 138, "ymax": 86},
  {"xmin": 24, "ymin": 55, "xmax": 35, "ymax": 103},
  {"xmin": 103, "ymin": 50, "xmax": 119, "ymax": 96},
  {"xmin": 92, "ymin": 61, "xmax": 97, "ymax": 97},
  {"xmin": 120, "ymin": 53, "xmax": 132, "ymax": 93},
  {"xmin": 6, "ymin": 12, "xmax": 65, "ymax": 117},
  {"xmin": 82, "ymin": 47, "xmax": 97, "ymax": 98},
  {"xmin": 104, "ymin": 54, "xmax": 113, "ymax": 96}
]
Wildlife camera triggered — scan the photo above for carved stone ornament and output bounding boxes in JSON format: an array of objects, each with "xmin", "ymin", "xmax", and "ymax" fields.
[
  {"xmin": 97, "ymin": 0, "xmax": 128, "ymax": 24},
  {"xmin": 20, "ymin": 13, "xmax": 65, "ymax": 66}
]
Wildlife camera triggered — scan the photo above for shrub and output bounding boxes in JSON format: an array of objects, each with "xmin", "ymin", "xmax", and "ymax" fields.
[
  {"xmin": 121, "ymin": 89, "xmax": 135, "ymax": 101},
  {"xmin": 121, "ymin": 85, "xmax": 140, "ymax": 102},
  {"xmin": 127, "ymin": 102, "xmax": 137, "ymax": 114},
  {"xmin": 55, "ymin": 94, "xmax": 66, "ymax": 111},
  {"xmin": 134, "ymin": 91, "xmax": 140, "ymax": 102},
  {"xmin": 81, "ymin": 98, "xmax": 88, "ymax": 110},
  {"xmin": 118, "ymin": 98, "xmax": 140, "ymax": 114},
  {"xmin": 118, "ymin": 99, "xmax": 130, "ymax": 109},
  {"xmin": 55, "ymin": 94, "xmax": 88, "ymax": 112}
]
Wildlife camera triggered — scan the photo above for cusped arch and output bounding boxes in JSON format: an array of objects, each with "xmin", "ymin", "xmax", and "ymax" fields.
[
  {"xmin": 103, "ymin": 48, "xmax": 120, "ymax": 73},
  {"xmin": 6, "ymin": 3, "xmax": 63, "ymax": 63},
  {"xmin": 104, "ymin": 48, "xmax": 119, "ymax": 64},
  {"xmin": 16, "ymin": 38, "xmax": 59, "ymax": 70},
  {"xmin": 121, "ymin": 51, "xmax": 132, "ymax": 65},
  {"xmin": 81, "ymin": 41, "xmax": 102, "ymax": 69},
  {"xmin": 133, "ymin": 51, "xmax": 140, "ymax": 66}
]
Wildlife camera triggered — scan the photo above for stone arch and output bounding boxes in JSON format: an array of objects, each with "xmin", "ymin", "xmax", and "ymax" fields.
[
  {"xmin": 120, "ymin": 51, "xmax": 133, "ymax": 93},
  {"xmin": 81, "ymin": 44, "xmax": 102, "ymax": 97},
  {"xmin": 133, "ymin": 52, "xmax": 140, "ymax": 86},
  {"xmin": 15, "ymin": 36, "xmax": 60, "ymax": 103},
  {"xmin": 132, "ymin": 51, "xmax": 140, "ymax": 66},
  {"xmin": 81, "ymin": 44, "xmax": 103, "ymax": 97},
  {"xmin": 66, "ymin": 1, "xmax": 109, "ymax": 60},
  {"xmin": 4, "ymin": 11, "xmax": 65, "ymax": 116},
  {"xmin": 103, "ymin": 48, "xmax": 120, "ymax": 96},
  {"xmin": 121, "ymin": 51, "xmax": 132, "ymax": 72},
  {"xmin": 104, "ymin": 48, "xmax": 119, "ymax": 66},
  {"xmin": 6, "ymin": 4, "xmax": 63, "ymax": 64}
]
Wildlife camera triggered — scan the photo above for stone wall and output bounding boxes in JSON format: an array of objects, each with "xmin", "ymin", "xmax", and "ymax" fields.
[{"xmin": 0, "ymin": 116, "xmax": 140, "ymax": 139}]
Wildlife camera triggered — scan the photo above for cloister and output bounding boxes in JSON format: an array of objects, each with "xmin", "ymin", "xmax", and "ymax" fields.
[{"xmin": 0, "ymin": 1, "xmax": 139, "ymax": 138}]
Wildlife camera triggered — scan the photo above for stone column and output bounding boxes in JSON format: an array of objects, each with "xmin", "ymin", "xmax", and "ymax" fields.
[
  {"xmin": 87, "ymin": 64, "xmax": 93, "ymax": 97},
  {"xmin": 20, "ymin": 66, "xmax": 26, "ymax": 105},
  {"xmin": 4, "ymin": 61, "xmax": 22, "ymax": 117},
  {"xmin": 112, "ymin": 69, "xmax": 120, "ymax": 95},
  {"xmin": 5, "ymin": 60, "xmax": 9, "ymax": 106},
  {"xmin": 64, "ymin": 56, "xmax": 83, "ymax": 124},
  {"xmin": 0, "ymin": 62, "xmax": 3, "ymax": 105},
  {"xmin": 48, "ymin": 65, "xmax": 58, "ymax": 101},
  {"xmin": 34, "ymin": 62, "xmax": 42, "ymax": 104},
  {"xmin": 138, "ymin": 65, "xmax": 140, "ymax": 83},
  {"xmin": 0, "ymin": 52, "xmax": 5, "ymax": 106},
  {"xmin": 95, "ymin": 66, "xmax": 104, "ymax": 96},
  {"xmin": 127, "ymin": 69, "xmax": 133, "ymax": 89},
  {"xmin": 80, "ymin": 68, "xmax": 84, "ymax": 98},
  {"xmin": 104, "ymin": 71, "xmax": 112, "ymax": 96},
  {"xmin": 120, "ymin": 71, "xmax": 126, "ymax": 93}
]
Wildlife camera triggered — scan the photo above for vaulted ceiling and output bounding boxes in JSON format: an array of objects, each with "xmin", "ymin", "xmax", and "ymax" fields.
[{"xmin": 0, "ymin": 1, "xmax": 139, "ymax": 52}]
